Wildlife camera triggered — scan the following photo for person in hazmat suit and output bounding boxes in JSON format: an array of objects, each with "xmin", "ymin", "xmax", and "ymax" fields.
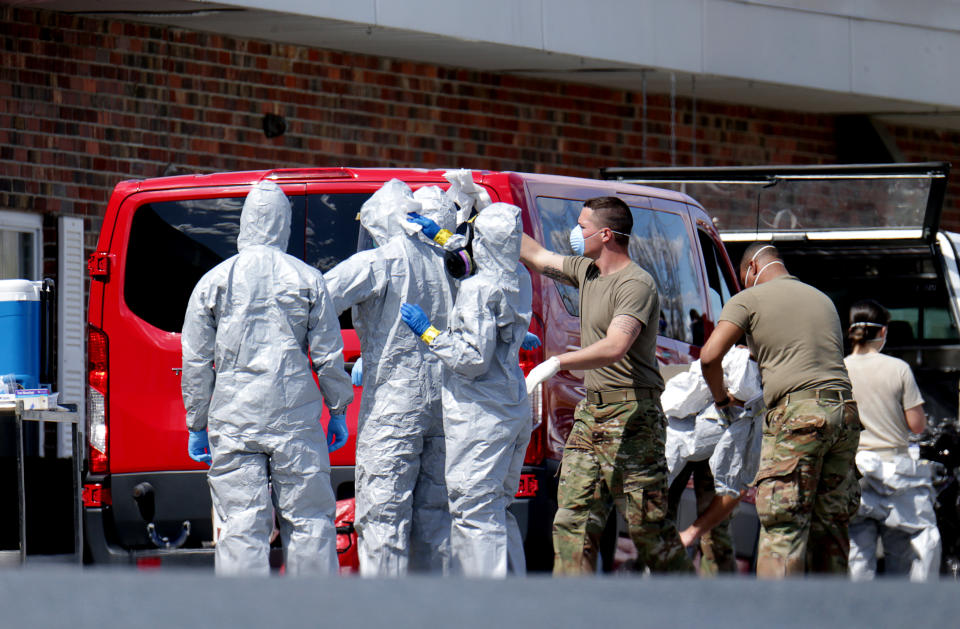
[
  {"xmin": 401, "ymin": 201, "xmax": 533, "ymax": 577},
  {"xmin": 844, "ymin": 299, "xmax": 941, "ymax": 580},
  {"xmin": 323, "ymin": 179, "xmax": 457, "ymax": 575},
  {"xmin": 181, "ymin": 180, "xmax": 353, "ymax": 576}
]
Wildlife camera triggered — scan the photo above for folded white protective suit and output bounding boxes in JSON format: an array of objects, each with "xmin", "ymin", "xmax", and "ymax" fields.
[
  {"xmin": 851, "ymin": 450, "xmax": 941, "ymax": 581},
  {"xmin": 665, "ymin": 412, "xmax": 726, "ymax": 480},
  {"xmin": 660, "ymin": 346, "xmax": 762, "ymax": 418},
  {"xmin": 855, "ymin": 450, "xmax": 939, "ymax": 533},
  {"xmin": 663, "ymin": 347, "xmax": 764, "ymax": 495},
  {"xmin": 709, "ymin": 409, "xmax": 763, "ymax": 497}
]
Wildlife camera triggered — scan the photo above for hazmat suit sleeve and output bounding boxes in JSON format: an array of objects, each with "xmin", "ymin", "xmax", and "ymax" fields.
[
  {"xmin": 323, "ymin": 248, "xmax": 388, "ymax": 315},
  {"xmin": 308, "ymin": 275, "xmax": 354, "ymax": 416},
  {"xmin": 181, "ymin": 278, "xmax": 218, "ymax": 432},
  {"xmin": 426, "ymin": 284, "xmax": 498, "ymax": 379}
]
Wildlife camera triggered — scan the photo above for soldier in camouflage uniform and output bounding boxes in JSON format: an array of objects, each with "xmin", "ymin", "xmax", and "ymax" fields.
[
  {"xmin": 520, "ymin": 196, "xmax": 692, "ymax": 575},
  {"xmin": 555, "ymin": 397, "xmax": 693, "ymax": 573},
  {"xmin": 699, "ymin": 242, "xmax": 861, "ymax": 577},
  {"xmin": 755, "ymin": 393, "xmax": 861, "ymax": 574}
]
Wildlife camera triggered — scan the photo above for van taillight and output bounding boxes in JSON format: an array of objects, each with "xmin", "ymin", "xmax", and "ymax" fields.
[
  {"xmin": 519, "ymin": 317, "xmax": 546, "ymax": 466},
  {"xmin": 87, "ymin": 325, "xmax": 109, "ymax": 474},
  {"xmin": 82, "ymin": 483, "xmax": 112, "ymax": 507}
]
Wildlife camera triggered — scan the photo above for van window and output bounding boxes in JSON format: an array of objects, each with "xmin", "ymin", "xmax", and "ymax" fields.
[
  {"xmin": 631, "ymin": 204, "xmax": 704, "ymax": 344},
  {"xmin": 535, "ymin": 196, "xmax": 704, "ymax": 343},
  {"xmin": 697, "ymin": 229, "xmax": 737, "ymax": 323},
  {"xmin": 534, "ymin": 197, "xmax": 582, "ymax": 316},
  {"xmin": 125, "ymin": 194, "xmax": 330, "ymax": 333},
  {"xmin": 887, "ymin": 306, "xmax": 959, "ymax": 344},
  {"xmin": 305, "ymin": 193, "xmax": 367, "ymax": 272}
]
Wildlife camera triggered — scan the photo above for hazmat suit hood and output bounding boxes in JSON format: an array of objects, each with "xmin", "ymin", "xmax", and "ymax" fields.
[
  {"xmin": 472, "ymin": 202, "xmax": 522, "ymax": 284},
  {"xmin": 360, "ymin": 179, "xmax": 421, "ymax": 247},
  {"xmin": 360, "ymin": 179, "xmax": 458, "ymax": 248},
  {"xmin": 413, "ymin": 185, "xmax": 457, "ymax": 235},
  {"xmin": 236, "ymin": 180, "xmax": 291, "ymax": 252}
]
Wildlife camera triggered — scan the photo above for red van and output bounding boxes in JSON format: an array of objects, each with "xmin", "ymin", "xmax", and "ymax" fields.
[{"xmin": 84, "ymin": 168, "xmax": 738, "ymax": 569}]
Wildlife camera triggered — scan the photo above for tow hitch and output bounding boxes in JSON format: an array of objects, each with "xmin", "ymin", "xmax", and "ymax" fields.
[
  {"xmin": 147, "ymin": 521, "xmax": 191, "ymax": 549},
  {"xmin": 133, "ymin": 482, "xmax": 193, "ymax": 549}
]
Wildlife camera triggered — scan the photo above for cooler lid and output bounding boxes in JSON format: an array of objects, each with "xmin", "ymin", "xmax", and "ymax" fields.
[{"xmin": 0, "ymin": 279, "xmax": 42, "ymax": 302}]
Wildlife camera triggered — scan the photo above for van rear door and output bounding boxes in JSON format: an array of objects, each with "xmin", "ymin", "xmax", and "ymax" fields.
[{"xmin": 104, "ymin": 184, "xmax": 306, "ymax": 474}]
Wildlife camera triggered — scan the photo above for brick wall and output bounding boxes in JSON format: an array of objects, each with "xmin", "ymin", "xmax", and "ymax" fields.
[
  {"xmin": 2, "ymin": 5, "xmax": 959, "ymax": 278},
  {"xmin": 892, "ymin": 125, "xmax": 960, "ymax": 228}
]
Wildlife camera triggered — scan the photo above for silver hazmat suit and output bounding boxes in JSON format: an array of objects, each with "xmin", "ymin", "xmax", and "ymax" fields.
[
  {"xmin": 849, "ymin": 450, "xmax": 941, "ymax": 581},
  {"xmin": 423, "ymin": 202, "xmax": 533, "ymax": 578},
  {"xmin": 181, "ymin": 180, "xmax": 353, "ymax": 576},
  {"xmin": 323, "ymin": 180, "xmax": 456, "ymax": 576}
]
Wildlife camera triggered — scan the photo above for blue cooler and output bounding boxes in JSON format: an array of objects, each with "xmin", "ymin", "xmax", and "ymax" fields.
[{"xmin": 0, "ymin": 279, "xmax": 42, "ymax": 391}]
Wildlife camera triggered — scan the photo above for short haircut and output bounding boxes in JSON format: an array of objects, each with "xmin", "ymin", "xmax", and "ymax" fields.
[
  {"xmin": 584, "ymin": 196, "xmax": 632, "ymax": 246},
  {"xmin": 740, "ymin": 242, "xmax": 779, "ymax": 270}
]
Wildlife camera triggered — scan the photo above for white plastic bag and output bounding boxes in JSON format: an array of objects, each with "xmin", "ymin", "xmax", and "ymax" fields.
[
  {"xmin": 444, "ymin": 169, "xmax": 491, "ymax": 224},
  {"xmin": 661, "ymin": 346, "xmax": 762, "ymax": 419}
]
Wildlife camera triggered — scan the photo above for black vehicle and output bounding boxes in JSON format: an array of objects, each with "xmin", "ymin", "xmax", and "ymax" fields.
[{"xmin": 603, "ymin": 162, "xmax": 959, "ymax": 575}]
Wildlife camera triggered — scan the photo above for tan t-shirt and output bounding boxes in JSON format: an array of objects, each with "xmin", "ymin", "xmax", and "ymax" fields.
[
  {"xmin": 561, "ymin": 256, "xmax": 663, "ymax": 392},
  {"xmin": 844, "ymin": 352, "xmax": 924, "ymax": 453},
  {"xmin": 719, "ymin": 275, "xmax": 850, "ymax": 408}
]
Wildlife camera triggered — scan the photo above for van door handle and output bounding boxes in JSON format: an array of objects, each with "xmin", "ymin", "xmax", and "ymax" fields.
[{"xmin": 171, "ymin": 368, "xmax": 182, "ymax": 375}]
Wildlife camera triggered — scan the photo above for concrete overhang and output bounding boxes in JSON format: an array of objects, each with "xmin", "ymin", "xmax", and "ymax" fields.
[{"xmin": 18, "ymin": 0, "xmax": 960, "ymax": 131}]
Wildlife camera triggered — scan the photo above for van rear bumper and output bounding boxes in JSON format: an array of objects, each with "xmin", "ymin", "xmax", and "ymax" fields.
[
  {"xmin": 84, "ymin": 507, "xmax": 215, "ymax": 565},
  {"xmin": 514, "ymin": 460, "xmax": 560, "ymax": 572},
  {"xmin": 84, "ymin": 466, "xmax": 357, "ymax": 565}
]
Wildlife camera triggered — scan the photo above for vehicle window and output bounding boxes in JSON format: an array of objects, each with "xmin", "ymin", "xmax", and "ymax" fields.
[
  {"xmin": 697, "ymin": 229, "xmax": 737, "ymax": 323},
  {"xmin": 887, "ymin": 306, "xmax": 959, "ymax": 344},
  {"xmin": 535, "ymin": 196, "xmax": 704, "ymax": 343},
  {"xmin": 305, "ymin": 193, "xmax": 367, "ymax": 272},
  {"xmin": 642, "ymin": 173, "xmax": 937, "ymax": 233},
  {"xmin": 630, "ymin": 204, "xmax": 704, "ymax": 344},
  {"xmin": 801, "ymin": 252, "xmax": 960, "ymax": 347},
  {"xmin": 125, "ymin": 195, "xmax": 313, "ymax": 333},
  {"xmin": 0, "ymin": 210, "xmax": 42, "ymax": 280},
  {"xmin": 534, "ymin": 197, "xmax": 581, "ymax": 316}
]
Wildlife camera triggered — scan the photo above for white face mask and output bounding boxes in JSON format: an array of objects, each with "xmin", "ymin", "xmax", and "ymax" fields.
[
  {"xmin": 569, "ymin": 224, "xmax": 602, "ymax": 256},
  {"xmin": 747, "ymin": 245, "xmax": 784, "ymax": 287}
]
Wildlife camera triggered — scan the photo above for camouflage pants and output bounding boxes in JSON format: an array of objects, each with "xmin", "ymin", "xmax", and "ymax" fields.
[
  {"xmin": 668, "ymin": 460, "xmax": 736, "ymax": 576},
  {"xmin": 754, "ymin": 396, "xmax": 861, "ymax": 578},
  {"xmin": 553, "ymin": 397, "xmax": 693, "ymax": 575}
]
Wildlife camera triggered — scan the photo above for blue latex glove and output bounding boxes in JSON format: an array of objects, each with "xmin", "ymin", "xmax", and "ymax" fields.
[
  {"xmin": 187, "ymin": 429, "xmax": 212, "ymax": 465},
  {"xmin": 350, "ymin": 356, "xmax": 363, "ymax": 387},
  {"xmin": 521, "ymin": 332, "xmax": 542, "ymax": 350},
  {"xmin": 400, "ymin": 302, "xmax": 432, "ymax": 337},
  {"xmin": 407, "ymin": 212, "xmax": 441, "ymax": 240},
  {"xmin": 327, "ymin": 414, "xmax": 349, "ymax": 453}
]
